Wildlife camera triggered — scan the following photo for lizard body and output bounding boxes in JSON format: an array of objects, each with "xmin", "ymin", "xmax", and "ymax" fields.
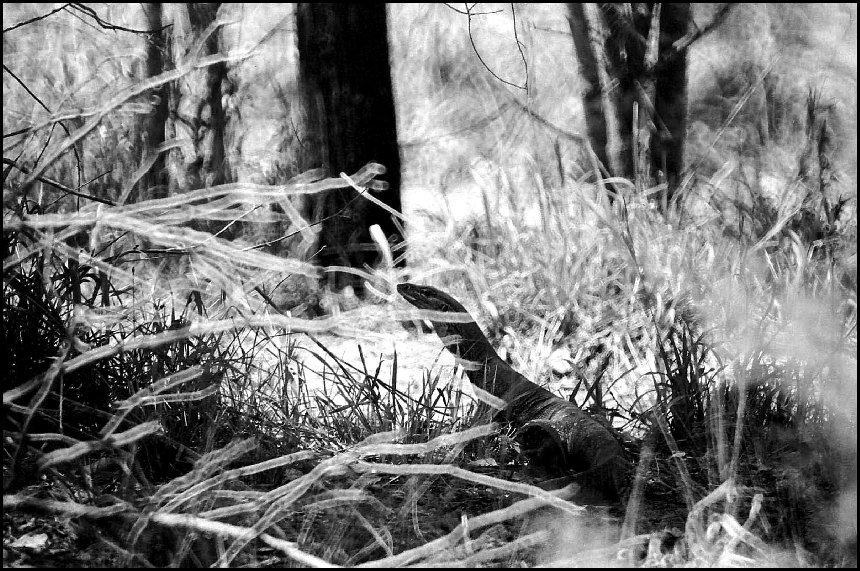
[{"xmin": 398, "ymin": 282, "xmax": 629, "ymax": 497}]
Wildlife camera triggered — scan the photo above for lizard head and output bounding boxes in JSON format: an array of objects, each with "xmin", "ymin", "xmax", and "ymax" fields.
[
  {"xmin": 396, "ymin": 282, "xmax": 468, "ymax": 314},
  {"xmin": 397, "ymin": 282, "xmax": 493, "ymax": 363}
]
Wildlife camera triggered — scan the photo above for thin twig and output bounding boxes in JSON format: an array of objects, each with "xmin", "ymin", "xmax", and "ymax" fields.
[
  {"xmin": 17, "ymin": 51, "xmax": 252, "ymax": 189},
  {"xmin": 4, "ymin": 64, "xmax": 84, "ymax": 188},
  {"xmin": 510, "ymin": 4, "xmax": 529, "ymax": 94},
  {"xmin": 672, "ymin": 3, "xmax": 737, "ymax": 53},
  {"xmin": 442, "ymin": 3, "xmax": 503, "ymax": 16},
  {"xmin": 2, "ymin": 158, "xmax": 115, "ymax": 206},
  {"xmin": 463, "ymin": 4, "xmax": 526, "ymax": 91},
  {"xmin": 246, "ymin": 192, "xmax": 364, "ymax": 251},
  {"xmin": 67, "ymin": 3, "xmax": 172, "ymax": 34},
  {"xmin": 2, "ymin": 3, "xmax": 70, "ymax": 34}
]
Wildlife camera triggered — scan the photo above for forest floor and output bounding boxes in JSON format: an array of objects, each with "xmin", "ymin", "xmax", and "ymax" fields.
[
  {"xmin": 5, "ymin": 185, "xmax": 855, "ymax": 567},
  {"xmin": 1, "ymin": 310, "xmax": 782, "ymax": 568},
  {"xmin": 3, "ymin": 304, "xmax": 694, "ymax": 568}
]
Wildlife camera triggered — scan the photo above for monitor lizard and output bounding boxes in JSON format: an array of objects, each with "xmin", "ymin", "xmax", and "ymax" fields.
[{"xmin": 398, "ymin": 282, "xmax": 630, "ymax": 499}]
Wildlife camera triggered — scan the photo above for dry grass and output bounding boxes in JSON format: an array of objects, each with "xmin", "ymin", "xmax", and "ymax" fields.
[
  {"xmin": 3, "ymin": 3, "xmax": 857, "ymax": 568},
  {"xmin": 5, "ymin": 155, "xmax": 855, "ymax": 565}
]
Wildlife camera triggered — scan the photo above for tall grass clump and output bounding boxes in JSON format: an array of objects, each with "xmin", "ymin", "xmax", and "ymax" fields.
[
  {"xmin": 406, "ymin": 135, "xmax": 855, "ymax": 563},
  {"xmin": 4, "ymin": 2, "xmax": 856, "ymax": 567},
  {"xmin": 391, "ymin": 6, "xmax": 855, "ymax": 562},
  {"xmin": 5, "ymin": 150, "xmax": 602, "ymax": 566}
]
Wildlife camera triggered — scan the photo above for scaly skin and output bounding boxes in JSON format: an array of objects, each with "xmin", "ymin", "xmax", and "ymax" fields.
[
  {"xmin": 397, "ymin": 283, "xmax": 539, "ymax": 405},
  {"xmin": 398, "ymin": 282, "xmax": 629, "ymax": 497}
]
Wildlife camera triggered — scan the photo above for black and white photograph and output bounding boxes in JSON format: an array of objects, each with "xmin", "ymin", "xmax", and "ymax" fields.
[{"xmin": 3, "ymin": 3, "xmax": 856, "ymax": 567}]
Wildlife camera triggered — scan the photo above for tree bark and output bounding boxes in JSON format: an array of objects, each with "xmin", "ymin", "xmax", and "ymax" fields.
[
  {"xmin": 187, "ymin": 3, "xmax": 231, "ymax": 189},
  {"xmin": 139, "ymin": 3, "xmax": 170, "ymax": 201},
  {"xmin": 568, "ymin": 3, "xmax": 691, "ymax": 205},
  {"xmin": 653, "ymin": 3, "xmax": 691, "ymax": 200},
  {"xmin": 567, "ymin": 4, "xmax": 611, "ymax": 178},
  {"xmin": 296, "ymin": 3, "xmax": 404, "ymax": 292}
]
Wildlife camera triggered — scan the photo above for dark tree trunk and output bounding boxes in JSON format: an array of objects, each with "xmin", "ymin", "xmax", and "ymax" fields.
[
  {"xmin": 296, "ymin": 3, "xmax": 404, "ymax": 291},
  {"xmin": 567, "ymin": 3, "xmax": 611, "ymax": 177},
  {"xmin": 653, "ymin": 3, "xmax": 691, "ymax": 200},
  {"xmin": 139, "ymin": 3, "xmax": 170, "ymax": 200},
  {"xmin": 568, "ymin": 3, "xmax": 691, "ymax": 205},
  {"xmin": 602, "ymin": 3, "xmax": 646, "ymax": 183},
  {"xmin": 187, "ymin": 3, "xmax": 231, "ymax": 189}
]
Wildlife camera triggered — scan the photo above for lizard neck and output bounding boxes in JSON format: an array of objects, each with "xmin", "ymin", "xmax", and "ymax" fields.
[
  {"xmin": 429, "ymin": 316, "xmax": 542, "ymax": 402},
  {"xmin": 440, "ymin": 323, "xmax": 525, "ymax": 398},
  {"xmin": 432, "ymin": 320, "xmax": 496, "ymax": 363}
]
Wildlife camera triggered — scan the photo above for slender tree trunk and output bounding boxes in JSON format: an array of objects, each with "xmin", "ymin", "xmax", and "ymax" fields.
[
  {"xmin": 296, "ymin": 3, "xmax": 404, "ymax": 292},
  {"xmin": 568, "ymin": 3, "xmax": 691, "ymax": 205},
  {"xmin": 653, "ymin": 3, "xmax": 691, "ymax": 200},
  {"xmin": 139, "ymin": 3, "xmax": 170, "ymax": 200},
  {"xmin": 567, "ymin": 3, "xmax": 610, "ymax": 177},
  {"xmin": 569, "ymin": 3, "xmax": 634, "ymax": 183},
  {"xmin": 187, "ymin": 3, "xmax": 231, "ymax": 189},
  {"xmin": 635, "ymin": 3, "xmax": 662, "ymax": 189}
]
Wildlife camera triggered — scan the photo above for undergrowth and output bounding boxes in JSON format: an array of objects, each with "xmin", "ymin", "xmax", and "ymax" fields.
[
  {"xmin": 3, "ymin": 4, "xmax": 856, "ymax": 567},
  {"xmin": 4, "ymin": 150, "xmax": 856, "ymax": 566},
  {"xmin": 407, "ymin": 151, "xmax": 855, "ymax": 565}
]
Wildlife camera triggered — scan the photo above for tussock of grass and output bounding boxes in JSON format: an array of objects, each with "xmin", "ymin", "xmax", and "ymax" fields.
[
  {"xmin": 6, "ymin": 152, "xmax": 854, "ymax": 565},
  {"xmin": 401, "ymin": 136, "xmax": 854, "ymax": 564},
  {"xmin": 4, "ymin": 3, "xmax": 856, "ymax": 567}
]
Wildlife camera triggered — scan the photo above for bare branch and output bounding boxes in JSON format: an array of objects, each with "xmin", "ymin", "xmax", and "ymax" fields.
[
  {"xmin": 442, "ymin": 3, "xmax": 503, "ymax": 16},
  {"xmin": 3, "ymin": 64, "xmax": 84, "ymax": 187},
  {"xmin": 17, "ymin": 50, "xmax": 253, "ymax": 189},
  {"xmin": 2, "ymin": 158, "xmax": 115, "ymax": 206},
  {"xmin": 2, "ymin": 4, "xmax": 70, "ymax": 34},
  {"xmin": 67, "ymin": 3, "xmax": 172, "ymax": 35},
  {"xmin": 510, "ymin": 3, "xmax": 529, "ymax": 94},
  {"xmin": 462, "ymin": 3, "xmax": 527, "ymax": 91},
  {"xmin": 672, "ymin": 3, "xmax": 737, "ymax": 53},
  {"xmin": 3, "ymin": 64, "xmax": 51, "ymax": 115}
]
